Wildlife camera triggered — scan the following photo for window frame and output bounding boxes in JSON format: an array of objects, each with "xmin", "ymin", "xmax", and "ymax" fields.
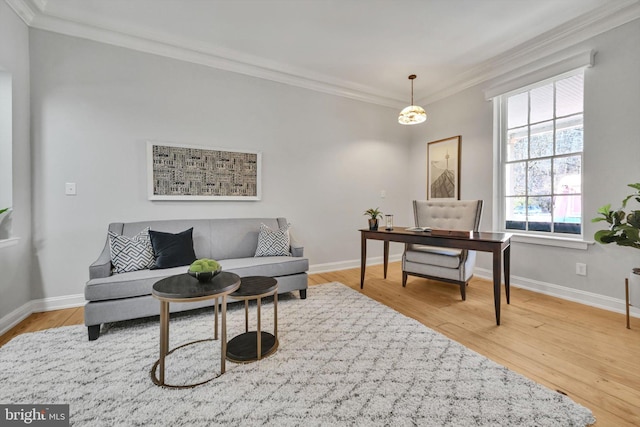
[{"xmin": 495, "ymin": 69, "xmax": 585, "ymax": 239}]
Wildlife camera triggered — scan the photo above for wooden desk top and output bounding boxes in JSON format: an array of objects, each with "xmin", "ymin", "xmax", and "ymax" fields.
[{"xmin": 360, "ymin": 227, "xmax": 512, "ymax": 244}]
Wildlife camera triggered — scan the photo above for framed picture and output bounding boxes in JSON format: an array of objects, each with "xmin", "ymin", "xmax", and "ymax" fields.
[
  {"xmin": 147, "ymin": 141, "xmax": 262, "ymax": 201},
  {"xmin": 427, "ymin": 135, "xmax": 461, "ymax": 200}
]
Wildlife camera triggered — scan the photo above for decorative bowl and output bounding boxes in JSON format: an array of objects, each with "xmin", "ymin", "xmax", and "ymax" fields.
[{"xmin": 188, "ymin": 268, "xmax": 222, "ymax": 283}]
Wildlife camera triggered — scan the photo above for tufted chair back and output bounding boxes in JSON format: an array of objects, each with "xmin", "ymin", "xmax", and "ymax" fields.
[{"xmin": 413, "ymin": 200, "xmax": 483, "ymax": 231}]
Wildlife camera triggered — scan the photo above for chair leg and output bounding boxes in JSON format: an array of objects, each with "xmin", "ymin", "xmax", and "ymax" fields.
[
  {"xmin": 460, "ymin": 282, "xmax": 466, "ymax": 301},
  {"xmin": 402, "ymin": 271, "xmax": 408, "ymax": 287}
]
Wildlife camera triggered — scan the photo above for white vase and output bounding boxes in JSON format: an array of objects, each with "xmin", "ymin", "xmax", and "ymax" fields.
[
  {"xmin": 630, "ymin": 269, "xmax": 640, "ymax": 293},
  {"xmin": 628, "ymin": 270, "xmax": 640, "ymax": 329}
]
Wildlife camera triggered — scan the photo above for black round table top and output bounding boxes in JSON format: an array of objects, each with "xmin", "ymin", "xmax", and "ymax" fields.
[
  {"xmin": 152, "ymin": 271, "xmax": 240, "ymax": 300},
  {"xmin": 231, "ymin": 276, "xmax": 278, "ymax": 297}
]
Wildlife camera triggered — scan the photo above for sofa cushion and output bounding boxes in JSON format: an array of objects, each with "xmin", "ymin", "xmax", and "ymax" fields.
[
  {"xmin": 221, "ymin": 256, "xmax": 308, "ymax": 278},
  {"xmin": 108, "ymin": 227, "xmax": 154, "ymax": 273},
  {"xmin": 85, "ymin": 256, "xmax": 309, "ymax": 302},
  {"xmin": 149, "ymin": 228, "xmax": 197, "ymax": 269},
  {"xmin": 85, "ymin": 266, "xmax": 188, "ymax": 301},
  {"xmin": 404, "ymin": 244, "xmax": 462, "ymax": 269},
  {"xmin": 254, "ymin": 223, "xmax": 291, "ymax": 257}
]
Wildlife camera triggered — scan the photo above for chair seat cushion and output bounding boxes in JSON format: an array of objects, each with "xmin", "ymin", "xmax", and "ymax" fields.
[{"xmin": 404, "ymin": 245, "xmax": 462, "ymax": 269}]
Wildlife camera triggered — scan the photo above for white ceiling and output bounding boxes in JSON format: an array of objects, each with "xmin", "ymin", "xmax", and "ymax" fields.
[{"xmin": 6, "ymin": 0, "xmax": 640, "ymax": 107}]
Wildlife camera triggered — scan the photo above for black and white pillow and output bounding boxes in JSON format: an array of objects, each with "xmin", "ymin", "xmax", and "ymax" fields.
[
  {"xmin": 254, "ymin": 223, "xmax": 291, "ymax": 257},
  {"xmin": 108, "ymin": 227, "xmax": 155, "ymax": 273}
]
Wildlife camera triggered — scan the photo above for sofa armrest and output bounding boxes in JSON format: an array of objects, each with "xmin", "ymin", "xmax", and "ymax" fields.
[
  {"xmin": 290, "ymin": 235, "xmax": 304, "ymax": 257},
  {"xmin": 89, "ymin": 237, "xmax": 112, "ymax": 279}
]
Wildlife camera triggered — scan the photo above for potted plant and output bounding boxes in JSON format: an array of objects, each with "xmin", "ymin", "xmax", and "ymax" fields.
[
  {"xmin": 0, "ymin": 208, "xmax": 10, "ymax": 239},
  {"xmin": 592, "ymin": 183, "xmax": 640, "ymax": 250},
  {"xmin": 592, "ymin": 183, "xmax": 640, "ymax": 326},
  {"xmin": 364, "ymin": 208, "xmax": 383, "ymax": 230}
]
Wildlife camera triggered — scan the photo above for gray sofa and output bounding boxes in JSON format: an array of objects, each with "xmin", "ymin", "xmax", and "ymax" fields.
[{"xmin": 85, "ymin": 217, "xmax": 308, "ymax": 340}]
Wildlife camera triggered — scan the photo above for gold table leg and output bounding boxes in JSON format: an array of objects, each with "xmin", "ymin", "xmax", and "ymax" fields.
[
  {"xmin": 257, "ymin": 297, "xmax": 262, "ymax": 360},
  {"xmin": 221, "ymin": 294, "xmax": 227, "ymax": 374},
  {"xmin": 244, "ymin": 300, "xmax": 249, "ymax": 333},
  {"xmin": 214, "ymin": 297, "xmax": 219, "ymax": 340},
  {"xmin": 159, "ymin": 301, "xmax": 169, "ymax": 385}
]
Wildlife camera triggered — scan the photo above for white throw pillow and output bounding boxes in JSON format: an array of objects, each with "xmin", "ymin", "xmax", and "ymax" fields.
[
  {"xmin": 108, "ymin": 227, "xmax": 155, "ymax": 273},
  {"xmin": 254, "ymin": 223, "xmax": 291, "ymax": 257}
]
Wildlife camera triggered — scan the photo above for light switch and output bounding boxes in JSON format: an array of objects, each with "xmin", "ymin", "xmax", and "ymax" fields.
[{"xmin": 65, "ymin": 182, "xmax": 77, "ymax": 196}]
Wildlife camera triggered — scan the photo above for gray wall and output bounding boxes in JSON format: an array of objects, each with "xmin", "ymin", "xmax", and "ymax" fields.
[
  {"xmin": 28, "ymin": 30, "xmax": 412, "ymax": 300},
  {"xmin": 0, "ymin": 1, "xmax": 32, "ymax": 318},
  {"xmin": 409, "ymin": 19, "xmax": 640, "ymax": 303},
  {"xmin": 1, "ymin": 8, "xmax": 638, "ymax": 324}
]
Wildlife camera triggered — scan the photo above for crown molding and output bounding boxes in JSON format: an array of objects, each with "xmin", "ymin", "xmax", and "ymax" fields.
[
  {"xmin": 6, "ymin": 0, "xmax": 640, "ymax": 108},
  {"xmin": 418, "ymin": 0, "xmax": 640, "ymax": 105},
  {"xmin": 5, "ymin": 0, "xmax": 37, "ymax": 24}
]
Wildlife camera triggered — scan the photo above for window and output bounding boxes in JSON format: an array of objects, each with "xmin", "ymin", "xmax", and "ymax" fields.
[{"xmin": 499, "ymin": 71, "xmax": 584, "ymax": 236}]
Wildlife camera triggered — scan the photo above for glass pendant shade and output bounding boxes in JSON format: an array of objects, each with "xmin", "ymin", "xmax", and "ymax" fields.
[
  {"xmin": 398, "ymin": 74, "xmax": 427, "ymax": 125},
  {"xmin": 398, "ymin": 105, "xmax": 427, "ymax": 125}
]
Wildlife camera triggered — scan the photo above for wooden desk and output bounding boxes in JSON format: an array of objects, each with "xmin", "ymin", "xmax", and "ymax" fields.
[{"xmin": 360, "ymin": 227, "xmax": 512, "ymax": 325}]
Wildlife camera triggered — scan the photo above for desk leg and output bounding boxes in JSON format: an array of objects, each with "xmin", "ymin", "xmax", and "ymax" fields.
[
  {"xmin": 221, "ymin": 295, "xmax": 227, "ymax": 374},
  {"xmin": 493, "ymin": 250, "xmax": 502, "ymax": 325},
  {"xmin": 504, "ymin": 245, "xmax": 511, "ymax": 304},
  {"xmin": 159, "ymin": 301, "xmax": 169, "ymax": 385},
  {"xmin": 383, "ymin": 240, "xmax": 389, "ymax": 279},
  {"xmin": 360, "ymin": 232, "xmax": 367, "ymax": 289}
]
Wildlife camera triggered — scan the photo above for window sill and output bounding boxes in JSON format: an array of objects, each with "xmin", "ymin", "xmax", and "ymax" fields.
[
  {"xmin": 0, "ymin": 237, "xmax": 19, "ymax": 249},
  {"xmin": 509, "ymin": 233, "xmax": 593, "ymax": 250}
]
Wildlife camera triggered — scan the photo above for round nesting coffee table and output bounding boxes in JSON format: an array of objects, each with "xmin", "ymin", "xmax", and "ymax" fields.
[
  {"xmin": 226, "ymin": 276, "xmax": 278, "ymax": 363},
  {"xmin": 150, "ymin": 271, "xmax": 240, "ymax": 388}
]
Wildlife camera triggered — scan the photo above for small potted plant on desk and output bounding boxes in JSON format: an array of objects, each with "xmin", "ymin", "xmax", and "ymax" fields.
[{"xmin": 364, "ymin": 208, "xmax": 383, "ymax": 230}]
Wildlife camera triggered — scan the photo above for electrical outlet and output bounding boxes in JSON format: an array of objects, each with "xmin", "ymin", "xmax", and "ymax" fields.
[
  {"xmin": 65, "ymin": 182, "xmax": 77, "ymax": 196},
  {"xmin": 380, "ymin": 190, "xmax": 386, "ymax": 198},
  {"xmin": 576, "ymin": 262, "xmax": 587, "ymax": 276}
]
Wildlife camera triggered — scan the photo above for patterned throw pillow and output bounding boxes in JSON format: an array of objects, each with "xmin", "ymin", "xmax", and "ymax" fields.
[
  {"xmin": 108, "ymin": 227, "xmax": 155, "ymax": 273},
  {"xmin": 254, "ymin": 223, "xmax": 291, "ymax": 257}
]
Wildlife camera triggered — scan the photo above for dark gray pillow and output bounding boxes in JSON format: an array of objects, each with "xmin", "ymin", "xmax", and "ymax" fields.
[{"xmin": 149, "ymin": 228, "xmax": 197, "ymax": 269}]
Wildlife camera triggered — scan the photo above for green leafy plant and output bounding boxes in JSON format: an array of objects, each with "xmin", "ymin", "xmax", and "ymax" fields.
[
  {"xmin": 592, "ymin": 183, "xmax": 640, "ymax": 250},
  {"xmin": 0, "ymin": 208, "xmax": 8, "ymax": 215},
  {"xmin": 364, "ymin": 208, "xmax": 383, "ymax": 220},
  {"xmin": 189, "ymin": 258, "xmax": 221, "ymax": 273}
]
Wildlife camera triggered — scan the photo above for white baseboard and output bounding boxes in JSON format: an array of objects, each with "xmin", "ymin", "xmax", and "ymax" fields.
[
  {"xmin": 3, "ymin": 264, "xmax": 637, "ymax": 337},
  {"xmin": 474, "ymin": 267, "xmax": 640, "ymax": 318},
  {"xmin": 309, "ymin": 254, "xmax": 403, "ymax": 274},
  {"xmin": 0, "ymin": 301, "xmax": 35, "ymax": 338},
  {"xmin": 31, "ymin": 293, "xmax": 85, "ymax": 312},
  {"xmin": 0, "ymin": 294, "xmax": 85, "ymax": 337}
]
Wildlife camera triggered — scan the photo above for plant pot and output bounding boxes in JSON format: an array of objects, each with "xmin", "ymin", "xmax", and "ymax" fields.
[
  {"xmin": 368, "ymin": 218, "xmax": 379, "ymax": 230},
  {"xmin": 631, "ymin": 268, "xmax": 640, "ymax": 287}
]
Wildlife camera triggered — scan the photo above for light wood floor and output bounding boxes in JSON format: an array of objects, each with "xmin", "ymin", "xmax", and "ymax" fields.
[{"xmin": 2, "ymin": 262, "xmax": 639, "ymax": 426}]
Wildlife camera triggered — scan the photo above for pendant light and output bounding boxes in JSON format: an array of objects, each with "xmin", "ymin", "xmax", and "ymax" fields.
[{"xmin": 398, "ymin": 74, "xmax": 427, "ymax": 125}]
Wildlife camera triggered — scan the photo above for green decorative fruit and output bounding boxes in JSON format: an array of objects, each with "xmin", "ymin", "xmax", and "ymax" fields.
[{"xmin": 189, "ymin": 258, "xmax": 221, "ymax": 273}]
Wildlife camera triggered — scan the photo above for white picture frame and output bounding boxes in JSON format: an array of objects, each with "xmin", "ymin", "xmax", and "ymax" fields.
[{"xmin": 147, "ymin": 141, "xmax": 262, "ymax": 201}]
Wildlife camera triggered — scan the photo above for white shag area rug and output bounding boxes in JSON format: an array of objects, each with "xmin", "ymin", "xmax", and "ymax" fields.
[{"xmin": 0, "ymin": 282, "xmax": 594, "ymax": 426}]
